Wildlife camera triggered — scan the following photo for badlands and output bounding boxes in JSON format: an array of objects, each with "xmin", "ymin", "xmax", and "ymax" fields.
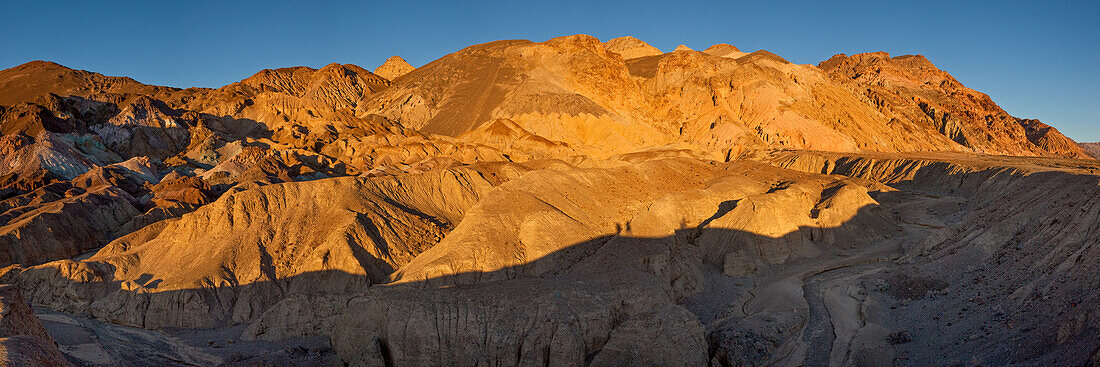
[{"xmin": 0, "ymin": 35, "xmax": 1097, "ymax": 366}]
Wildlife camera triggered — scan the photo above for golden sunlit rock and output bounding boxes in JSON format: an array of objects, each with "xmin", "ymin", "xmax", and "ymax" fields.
[{"xmin": 0, "ymin": 35, "xmax": 1097, "ymax": 366}]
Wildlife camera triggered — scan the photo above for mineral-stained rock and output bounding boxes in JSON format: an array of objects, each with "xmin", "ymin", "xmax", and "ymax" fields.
[
  {"xmin": 92, "ymin": 95, "xmax": 193, "ymax": 160},
  {"xmin": 0, "ymin": 103, "xmax": 74, "ymax": 136}
]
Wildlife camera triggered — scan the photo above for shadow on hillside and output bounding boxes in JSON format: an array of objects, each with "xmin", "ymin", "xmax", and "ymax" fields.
[
  {"xmin": 17, "ymin": 201, "xmax": 894, "ymax": 327},
  {"xmin": 15, "ymin": 193, "xmax": 1098, "ymax": 366}
]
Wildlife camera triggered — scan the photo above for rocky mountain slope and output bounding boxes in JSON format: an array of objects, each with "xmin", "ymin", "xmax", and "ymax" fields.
[
  {"xmin": 0, "ymin": 35, "xmax": 1096, "ymax": 366},
  {"xmin": 818, "ymin": 52, "xmax": 1091, "ymax": 158},
  {"xmin": 1080, "ymin": 142, "xmax": 1100, "ymax": 159}
]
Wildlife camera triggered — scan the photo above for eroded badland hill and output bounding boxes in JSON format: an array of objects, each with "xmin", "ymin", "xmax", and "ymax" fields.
[{"xmin": 0, "ymin": 35, "xmax": 1097, "ymax": 366}]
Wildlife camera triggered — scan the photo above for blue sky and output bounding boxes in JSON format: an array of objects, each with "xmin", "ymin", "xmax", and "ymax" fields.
[{"xmin": 2, "ymin": 1, "xmax": 1097, "ymax": 141}]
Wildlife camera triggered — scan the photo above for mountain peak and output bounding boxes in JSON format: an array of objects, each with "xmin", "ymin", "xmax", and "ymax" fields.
[
  {"xmin": 13, "ymin": 60, "xmax": 70, "ymax": 71},
  {"xmin": 703, "ymin": 43, "xmax": 745, "ymax": 58},
  {"xmin": 603, "ymin": 36, "xmax": 663, "ymax": 59},
  {"xmin": 374, "ymin": 55, "xmax": 415, "ymax": 81},
  {"xmin": 0, "ymin": 60, "xmax": 169, "ymax": 106}
]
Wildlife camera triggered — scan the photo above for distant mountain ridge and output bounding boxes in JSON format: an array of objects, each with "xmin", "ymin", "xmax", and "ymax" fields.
[
  {"xmin": 1080, "ymin": 142, "xmax": 1100, "ymax": 159},
  {"xmin": 2, "ymin": 35, "xmax": 1089, "ymax": 161}
]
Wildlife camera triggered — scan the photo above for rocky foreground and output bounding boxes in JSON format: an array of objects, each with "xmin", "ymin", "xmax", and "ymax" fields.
[{"xmin": 0, "ymin": 35, "xmax": 1097, "ymax": 366}]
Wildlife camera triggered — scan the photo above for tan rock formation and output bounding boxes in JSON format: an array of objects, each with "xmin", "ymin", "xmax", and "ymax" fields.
[
  {"xmin": 0, "ymin": 103, "xmax": 74, "ymax": 136},
  {"xmin": 703, "ymin": 43, "xmax": 747, "ymax": 58},
  {"xmin": 359, "ymin": 35, "xmax": 1093, "ymax": 161},
  {"xmin": 373, "ymin": 55, "xmax": 415, "ymax": 80},
  {"xmin": 393, "ymin": 158, "xmax": 894, "ymax": 288},
  {"xmin": 603, "ymin": 36, "xmax": 663, "ymax": 59}
]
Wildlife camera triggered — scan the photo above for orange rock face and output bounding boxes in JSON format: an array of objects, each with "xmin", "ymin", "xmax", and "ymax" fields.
[{"xmin": 818, "ymin": 52, "xmax": 1091, "ymax": 158}]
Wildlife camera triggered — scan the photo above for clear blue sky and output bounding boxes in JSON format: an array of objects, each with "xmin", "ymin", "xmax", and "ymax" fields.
[{"xmin": 2, "ymin": 0, "xmax": 1097, "ymax": 141}]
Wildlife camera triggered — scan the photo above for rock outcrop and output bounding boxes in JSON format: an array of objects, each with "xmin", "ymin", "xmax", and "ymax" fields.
[
  {"xmin": 231, "ymin": 157, "xmax": 902, "ymax": 366},
  {"xmin": 0, "ymin": 285, "xmax": 72, "ymax": 367}
]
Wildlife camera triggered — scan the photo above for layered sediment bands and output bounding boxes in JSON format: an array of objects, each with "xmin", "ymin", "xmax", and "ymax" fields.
[
  {"xmin": 767, "ymin": 150, "xmax": 1035, "ymax": 188},
  {"xmin": 0, "ymin": 285, "xmax": 72, "ymax": 366},
  {"xmin": 14, "ymin": 164, "xmax": 520, "ymax": 329},
  {"xmin": 0, "ymin": 185, "xmax": 140, "ymax": 266}
]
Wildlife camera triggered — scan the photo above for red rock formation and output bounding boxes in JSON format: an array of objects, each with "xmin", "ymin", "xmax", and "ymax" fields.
[{"xmin": 818, "ymin": 52, "xmax": 1090, "ymax": 158}]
